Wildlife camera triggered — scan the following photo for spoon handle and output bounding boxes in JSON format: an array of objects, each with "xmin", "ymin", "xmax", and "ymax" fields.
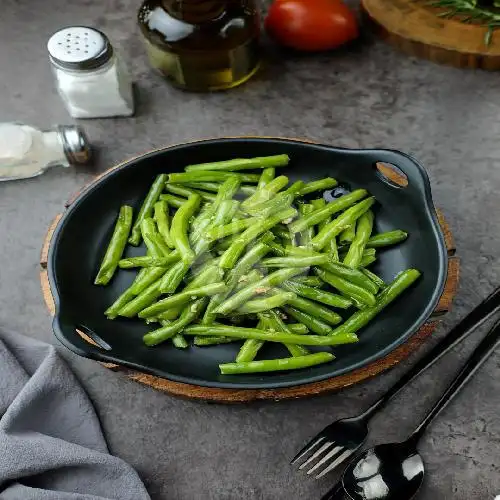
[
  {"xmin": 409, "ymin": 317, "xmax": 500, "ymax": 444},
  {"xmin": 360, "ymin": 286, "xmax": 500, "ymax": 420}
]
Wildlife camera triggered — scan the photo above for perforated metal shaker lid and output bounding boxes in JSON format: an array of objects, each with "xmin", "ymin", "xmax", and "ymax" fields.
[{"xmin": 47, "ymin": 26, "xmax": 113, "ymax": 71}]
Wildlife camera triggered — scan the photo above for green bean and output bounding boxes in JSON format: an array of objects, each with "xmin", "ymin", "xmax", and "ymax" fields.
[
  {"xmin": 330, "ymin": 269, "xmax": 421, "ymax": 337},
  {"xmin": 235, "ymin": 318, "xmax": 267, "ymax": 362},
  {"xmin": 294, "ymin": 276, "xmax": 323, "ymax": 287},
  {"xmin": 158, "ymin": 260, "xmax": 190, "ymax": 294},
  {"xmin": 141, "ymin": 218, "xmax": 171, "ymax": 257},
  {"xmin": 257, "ymin": 167, "xmax": 275, "ymax": 189},
  {"xmin": 289, "ymin": 189, "xmax": 368, "ymax": 234},
  {"xmin": 281, "ymin": 306, "xmax": 333, "ymax": 335},
  {"xmin": 220, "ymin": 352, "xmax": 334, "ymax": 375},
  {"xmin": 159, "ymin": 194, "xmax": 186, "ymax": 208},
  {"xmin": 211, "ymin": 175, "xmax": 241, "ymax": 212},
  {"xmin": 170, "ymin": 193, "xmax": 201, "ymax": 264},
  {"xmin": 339, "ymin": 224, "xmax": 356, "ymax": 245},
  {"xmin": 215, "ymin": 267, "xmax": 307, "ymax": 315},
  {"xmin": 361, "ymin": 254, "xmax": 377, "ymax": 267},
  {"xmin": 205, "ymin": 218, "xmax": 255, "ymax": 241},
  {"xmin": 119, "ymin": 254, "xmax": 180, "ymax": 269},
  {"xmin": 272, "ymin": 226, "xmax": 293, "ymax": 242},
  {"xmin": 282, "ymin": 281, "xmax": 352, "ymax": 309},
  {"xmin": 241, "ymin": 175, "xmax": 289, "ymax": 209},
  {"xmin": 311, "ymin": 197, "xmax": 376, "ymax": 251},
  {"xmin": 310, "ymin": 199, "xmax": 329, "ymax": 231},
  {"xmin": 194, "ymin": 336, "xmax": 238, "ymax": 346},
  {"xmin": 261, "ymin": 255, "xmax": 329, "ymax": 268},
  {"xmin": 329, "ymin": 237, "xmax": 340, "ymax": 261},
  {"xmin": 266, "ymin": 240, "xmax": 287, "ymax": 257},
  {"xmin": 202, "ymin": 242, "xmax": 272, "ymax": 324},
  {"xmin": 184, "ymin": 324, "xmax": 358, "ymax": 346},
  {"xmin": 315, "ymin": 268, "xmax": 377, "ymax": 307},
  {"xmin": 366, "ymin": 230, "xmax": 408, "ymax": 248},
  {"xmin": 139, "ymin": 282, "xmax": 227, "ymax": 318},
  {"xmin": 167, "ymin": 171, "xmax": 260, "ymax": 184},
  {"xmin": 283, "ymin": 180, "xmax": 306, "ymax": 196},
  {"xmin": 129, "ymin": 175, "xmax": 167, "ymax": 245},
  {"xmin": 299, "ymin": 178, "xmax": 338, "ymax": 196},
  {"xmin": 237, "ymin": 291, "xmax": 296, "ymax": 314},
  {"xmin": 154, "ymin": 200, "xmax": 175, "ymax": 249},
  {"xmin": 361, "ymin": 268, "xmax": 386, "ymax": 289},
  {"xmin": 320, "ymin": 261, "xmax": 379, "ymax": 294},
  {"xmin": 219, "ymin": 208, "xmax": 297, "ymax": 269},
  {"xmin": 157, "ymin": 307, "xmax": 182, "ymax": 321},
  {"xmin": 298, "ymin": 204, "xmax": 315, "ymax": 247},
  {"xmin": 264, "ymin": 310, "xmax": 310, "ymax": 357},
  {"xmin": 245, "ymin": 193, "xmax": 294, "ymax": 218},
  {"xmin": 95, "ymin": 205, "xmax": 133, "ymax": 285},
  {"xmin": 234, "ymin": 269, "xmax": 264, "ymax": 291},
  {"xmin": 172, "ymin": 334, "xmax": 189, "ymax": 349},
  {"xmin": 184, "ymin": 182, "xmax": 257, "ymax": 197},
  {"xmin": 165, "ymin": 184, "xmax": 216, "ymax": 202},
  {"xmin": 287, "ymin": 323, "xmax": 309, "ymax": 334},
  {"xmin": 285, "ymin": 295, "xmax": 342, "ymax": 325},
  {"xmin": 343, "ymin": 210, "xmax": 374, "ymax": 268},
  {"xmin": 143, "ymin": 298, "xmax": 207, "ymax": 346},
  {"xmin": 118, "ymin": 279, "xmax": 164, "ymax": 318},
  {"xmin": 184, "ymin": 154, "xmax": 289, "ymax": 172},
  {"xmin": 105, "ymin": 266, "xmax": 166, "ymax": 319}
]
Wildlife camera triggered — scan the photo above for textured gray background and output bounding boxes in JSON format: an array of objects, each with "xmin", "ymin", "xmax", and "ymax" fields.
[{"xmin": 1, "ymin": 0, "xmax": 499, "ymax": 498}]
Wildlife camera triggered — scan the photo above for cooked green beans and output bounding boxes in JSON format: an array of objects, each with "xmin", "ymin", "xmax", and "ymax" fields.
[
  {"xmin": 129, "ymin": 174, "xmax": 167, "ymax": 246},
  {"xmin": 167, "ymin": 171, "xmax": 260, "ymax": 184},
  {"xmin": 95, "ymin": 205, "xmax": 133, "ymax": 285},
  {"xmin": 330, "ymin": 269, "xmax": 421, "ymax": 337},
  {"xmin": 311, "ymin": 197, "xmax": 376, "ymax": 251},
  {"xmin": 185, "ymin": 155, "xmax": 289, "ymax": 172},
  {"xmin": 96, "ymin": 154, "xmax": 419, "ymax": 375},
  {"xmin": 170, "ymin": 193, "xmax": 201, "ymax": 264},
  {"xmin": 366, "ymin": 230, "xmax": 408, "ymax": 248},
  {"xmin": 183, "ymin": 325, "xmax": 358, "ymax": 346},
  {"xmin": 220, "ymin": 352, "xmax": 334, "ymax": 374},
  {"xmin": 289, "ymin": 189, "xmax": 368, "ymax": 234},
  {"xmin": 344, "ymin": 210, "xmax": 374, "ymax": 268},
  {"xmin": 154, "ymin": 200, "xmax": 174, "ymax": 249}
]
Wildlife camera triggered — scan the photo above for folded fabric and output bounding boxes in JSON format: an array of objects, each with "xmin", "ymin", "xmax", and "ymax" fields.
[{"xmin": 0, "ymin": 328, "xmax": 150, "ymax": 500}]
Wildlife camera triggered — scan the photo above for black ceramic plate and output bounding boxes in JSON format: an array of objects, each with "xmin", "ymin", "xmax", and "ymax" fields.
[{"xmin": 48, "ymin": 138, "xmax": 447, "ymax": 389}]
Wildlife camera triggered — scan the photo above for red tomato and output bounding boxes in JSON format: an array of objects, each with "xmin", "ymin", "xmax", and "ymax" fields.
[{"xmin": 265, "ymin": 0, "xmax": 359, "ymax": 52}]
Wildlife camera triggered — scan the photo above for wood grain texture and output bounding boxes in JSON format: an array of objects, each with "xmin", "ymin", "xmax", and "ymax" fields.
[
  {"xmin": 39, "ymin": 139, "xmax": 459, "ymax": 402},
  {"xmin": 362, "ymin": 0, "xmax": 500, "ymax": 70}
]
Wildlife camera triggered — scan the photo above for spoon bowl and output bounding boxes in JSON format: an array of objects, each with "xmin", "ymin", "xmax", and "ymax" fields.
[{"xmin": 342, "ymin": 442, "xmax": 424, "ymax": 500}]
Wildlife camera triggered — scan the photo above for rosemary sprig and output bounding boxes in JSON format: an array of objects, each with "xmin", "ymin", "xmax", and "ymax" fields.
[{"xmin": 417, "ymin": 0, "xmax": 500, "ymax": 44}]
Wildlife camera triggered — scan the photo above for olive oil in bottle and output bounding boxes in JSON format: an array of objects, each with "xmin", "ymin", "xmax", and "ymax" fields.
[{"xmin": 138, "ymin": 0, "xmax": 261, "ymax": 91}]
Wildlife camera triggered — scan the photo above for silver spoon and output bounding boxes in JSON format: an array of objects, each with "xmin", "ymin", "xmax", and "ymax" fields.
[{"xmin": 322, "ymin": 317, "xmax": 500, "ymax": 500}]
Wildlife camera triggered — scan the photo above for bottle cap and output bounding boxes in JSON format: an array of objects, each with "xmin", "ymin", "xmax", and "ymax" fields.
[
  {"xmin": 47, "ymin": 26, "xmax": 113, "ymax": 71},
  {"xmin": 57, "ymin": 125, "xmax": 91, "ymax": 164}
]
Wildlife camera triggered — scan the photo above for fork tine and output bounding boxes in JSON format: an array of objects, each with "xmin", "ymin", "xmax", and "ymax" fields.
[
  {"xmin": 306, "ymin": 445, "xmax": 343, "ymax": 475},
  {"xmin": 315, "ymin": 448, "xmax": 357, "ymax": 479},
  {"xmin": 298, "ymin": 441, "xmax": 334, "ymax": 470},
  {"xmin": 290, "ymin": 435, "xmax": 326, "ymax": 464}
]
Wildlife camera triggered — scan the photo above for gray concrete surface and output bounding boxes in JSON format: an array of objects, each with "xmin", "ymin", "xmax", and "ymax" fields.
[{"xmin": 1, "ymin": 0, "xmax": 499, "ymax": 498}]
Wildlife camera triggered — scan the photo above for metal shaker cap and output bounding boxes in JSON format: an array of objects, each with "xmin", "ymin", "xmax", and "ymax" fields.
[
  {"xmin": 47, "ymin": 26, "xmax": 113, "ymax": 71},
  {"xmin": 57, "ymin": 125, "xmax": 91, "ymax": 164}
]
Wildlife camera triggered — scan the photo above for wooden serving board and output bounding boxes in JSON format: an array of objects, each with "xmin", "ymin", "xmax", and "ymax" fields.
[
  {"xmin": 39, "ymin": 155, "xmax": 459, "ymax": 403},
  {"xmin": 361, "ymin": 0, "xmax": 500, "ymax": 70}
]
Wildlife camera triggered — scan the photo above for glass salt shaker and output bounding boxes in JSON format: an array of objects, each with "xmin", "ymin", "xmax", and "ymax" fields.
[
  {"xmin": 47, "ymin": 26, "xmax": 134, "ymax": 119},
  {"xmin": 0, "ymin": 123, "xmax": 91, "ymax": 181}
]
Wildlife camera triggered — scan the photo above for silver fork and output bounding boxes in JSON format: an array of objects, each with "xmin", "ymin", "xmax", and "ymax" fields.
[{"xmin": 291, "ymin": 286, "xmax": 500, "ymax": 478}]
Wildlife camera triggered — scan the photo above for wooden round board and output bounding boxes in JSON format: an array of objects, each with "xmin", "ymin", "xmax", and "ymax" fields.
[
  {"xmin": 39, "ymin": 153, "xmax": 459, "ymax": 403},
  {"xmin": 362, "ymin": 0, "xmax": 500, "ymax": 70}
]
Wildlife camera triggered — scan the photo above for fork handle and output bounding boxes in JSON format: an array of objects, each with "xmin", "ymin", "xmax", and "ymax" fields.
[
  {"xmin": 360, "ymin": 286, "xmax": 500, "ymax": 420},
  {"xmin": 409, "ymin": 317, "xmax": 500, "ymax": 445}
]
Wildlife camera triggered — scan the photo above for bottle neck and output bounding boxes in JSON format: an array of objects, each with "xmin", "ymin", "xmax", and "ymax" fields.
[
  {"xmin": 42, "ymin": 131, "xmax": 69, "ymax": 167},
  {"xmin": 162, "ymin": 0, "xmax": 227, "ymax": 23}
]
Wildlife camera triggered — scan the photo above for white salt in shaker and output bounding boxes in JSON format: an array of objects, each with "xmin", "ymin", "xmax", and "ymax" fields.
[
  {"xmin": 0, "ymin": 123, "xmax": 91, "ymax": 181},
  {"xmin": 47, "ymin": 26, "xmax": 134, "ymax": 119}
]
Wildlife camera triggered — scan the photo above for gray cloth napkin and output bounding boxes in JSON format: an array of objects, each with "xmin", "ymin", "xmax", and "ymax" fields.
[{"xmin": 0, "ymin": 328, "xmax": 151, "ymax": 500}]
